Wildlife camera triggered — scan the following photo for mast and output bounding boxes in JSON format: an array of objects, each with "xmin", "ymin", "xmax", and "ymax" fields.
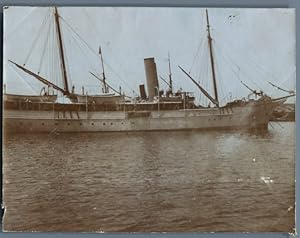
[
  {"xmin": 54, "ymin": 7, "xmax": 70, "ymax": 95},
  {"xmin": 168, "ymin": 52, "xmax": 173, "ymax": 93},
  {"xmin": 206, "ymin": 9, "xmax": 219, "ymax": 106},
  {"xmin": 99, "ymin": 46, "xmax": 108, "ymax": 94}
]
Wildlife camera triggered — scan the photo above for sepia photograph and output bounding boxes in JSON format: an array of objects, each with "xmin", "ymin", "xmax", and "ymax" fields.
[{"xmin": 2, "ymin": 6, "xmax": 296, "ymax": 232}]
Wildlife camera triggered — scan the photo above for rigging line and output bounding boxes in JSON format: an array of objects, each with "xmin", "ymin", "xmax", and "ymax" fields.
[
  {"xmin": 197, "ymin": 44, "xmax": 208, "ymax": 104},
  {"xmin": 217, "ymin": 45, "xmax": 255, "ymax": 93},
  {"xmin": 204, "ymin": 46, "xmax": 210, "ymax": 106},
  {"xmin": 239, "ymin": 47, "xmax": 282, "ymax": 83},
  {"xmin": 63, "ymin": 25, "xmax": 98, "ymax": 74},
  {"xmin": 189, "ymin": 31, "xmax": 207, "ymax": 73},
  {"xmin": 47, "ymin": 14, "xmax": 53, "ymax": 86},
  {"xmin": 59, "ymin": 17, "xmax": 100, "ymax": 60},
  {"xmin": 213, "ymin": 41, "xmax": 263, "ymax": 91},
  {"xmin": 195, "ymin": 33, "xmax": 207, "ymax": 81},
  {"xmin": 49, "ymin": 16, "xmax": 54, "ymax": 85},
  {"xmin": 62, "ymin": 25, "xmax": 116, "ymax": 93},
  {"xmin": 213, "ymin": 32, "xmax": 277, "ymax": 84},
  {"xmin": 238, "ymin": 51, "xmax": 278, "ymax": 87},
  {"xmin": 60, "ymin": 16, "xmax": 136, "ymax": 94},
  {"xmin": 213, "ymin": 42, "xmax": 236, "ymax": 103},
  {"xmin": 8, "ymin": 63, "xmax": 38, "ymax": 93},
  {"xmin": 82, "ymin": 7, "xmax": 135, "ymax": 81},
  {"xmin": 4, "ymin": 7, "xmax": 37, "ymax": 41},
  {"xmin": 268, "ymin": 81, "xmax": 294, "ymax": 94},
  {"xmin": 23, "ymin": 9, "xmax": 50, "ymax": 66},
  {"xmin": 89, "ymin": 71, "xmax": 124, "ymax": 96},
  {"xmin": 38, "ymin": 12, "xmax": 52, "ymax": 74},
  {"xmin": 212, "ymin": 50, "xmax": 226, "ymax": 104}
]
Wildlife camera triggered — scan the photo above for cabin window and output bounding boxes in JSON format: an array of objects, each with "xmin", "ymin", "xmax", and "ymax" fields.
[
  {"xmin": 110, "ymin": 123, "xmax": 113, "ymax": 125},
  {"xmin": 42, "ymin": 123, "xmax": 45, "ymax": 126},
  {"xmin": 91, "ymin": 123, "xmax": 94, "ymax": 126},
  {"xmin": 80, "ymin": 123, "xmax": 82, "ymax": 126},
  {"xmin": 103, "ymin": 123, "xmax": 106, "ymax": 125}
]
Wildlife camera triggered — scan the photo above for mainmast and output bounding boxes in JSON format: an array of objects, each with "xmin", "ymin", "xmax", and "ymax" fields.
[
  {"xmin": 206, "ymin": 9, "xmax": 219, "ymax": 106},
  {"xmin": 99, "ymin": 46, "xmax": 108, "ymax": 94},
  {"xmin": 54, "ymin": 7, "xmax": 70, "ymax": 95},
  {"xmin": 168, "ymin": 52, "xmax": 173, "ymax": 93}
]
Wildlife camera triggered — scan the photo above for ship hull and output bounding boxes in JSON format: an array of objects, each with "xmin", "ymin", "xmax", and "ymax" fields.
[{"xmin": 3, "ymin": 100, "xmax": 277, "ymax": 133}]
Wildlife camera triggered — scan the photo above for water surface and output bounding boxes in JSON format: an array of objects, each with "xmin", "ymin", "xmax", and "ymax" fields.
[{"xmin": 3, "ymin": 122, "xmax": 295, "ymax": 232}]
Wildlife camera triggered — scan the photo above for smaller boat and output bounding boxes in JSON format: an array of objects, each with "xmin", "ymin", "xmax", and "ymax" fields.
[
  {"xmin": 3, "ymin": 86, "xmax": 57, "ymax": 103},
  {"xmin": 4, "ymin": 93, "xmax": 57, "ymax": 103},
  {"xmin": 76, "ymin": 93, "xmax": 125, "ymax": 104}
]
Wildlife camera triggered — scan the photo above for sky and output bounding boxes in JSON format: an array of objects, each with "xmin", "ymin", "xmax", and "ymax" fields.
[{"xmin": 3, "ymin": 7, "xmax": 296, "ymax": 106}]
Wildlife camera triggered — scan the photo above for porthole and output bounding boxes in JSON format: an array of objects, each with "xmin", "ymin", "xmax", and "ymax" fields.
[
  {"xmin": 110, "ymin": 122, "xmax": 113, "ymax": 125},
  {"xmin": 55, "ymin": 123, "xmax": 58, "ymax": 126},
  {"xmin": 91, "ymin": 123, "xmax": 94, "ymax": 126},
  {"xmin": 42, "ymin": 123, "xmax": 45, "ymax": 126},
  {"xmin": 80, "ymin": 123, "xmax": 82, "ymax": 126},
  {"xmin": 19, "ymin": 122, "xmax": 23, "ymax": 125},
  {"xmin": 103, "ymin": 123, "xmax": 106, "ymax": 125},
  {"xmin": 67, "ymin": 123, "xmax": 70, "ymax": 126}
]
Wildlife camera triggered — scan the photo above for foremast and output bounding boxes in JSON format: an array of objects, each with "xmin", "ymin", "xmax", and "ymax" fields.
[
  {"xmin": 99, "ymin": 46, "xmax": 109, "ymax": 94},
  {"xmin": 206, "ymin": 9, "xmax": 219, "ymax": 106},
  {"xmin": 8, "ymin": 7, "xmax": 75, "ymax": 99},
  {"xmin": 54, "ymin": 7, "xmax": 70, "ymax": 95}
]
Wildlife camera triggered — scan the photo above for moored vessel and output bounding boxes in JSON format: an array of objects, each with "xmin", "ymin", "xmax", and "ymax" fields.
[{"xmin": 3, "ymin": 8, "xmax": 293, "ymax": 133}]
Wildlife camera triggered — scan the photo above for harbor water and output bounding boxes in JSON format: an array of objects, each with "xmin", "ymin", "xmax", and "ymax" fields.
[{"xmin": 3, "ymin": 122, "xmax": 295, "ymax": 232}]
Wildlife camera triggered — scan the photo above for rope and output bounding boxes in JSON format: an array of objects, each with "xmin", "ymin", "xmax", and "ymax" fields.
[
  {"xmin": 38, "ymin": 11, "xmax": 51, "ymax": 74},
  {"xmin": 23, "ymin": 9, "xmax": 50, "ymax": 66},
  {"xmin": 59, "ymin": 16, "xmax": 137, "ymax": 95},
  {"xmin": 212, "ymin": 32, "xmax": 274, "ymax": 89},
  {"xmin": 213, "ymin": 41, "xmax": 264, "ymax": 92},
  {"xmin": 8, "ymin": 63, "xmax": 38, "ymax": 93},
  {"xmin": 4, "ymin": 7, "xmax": 36, "ymax": 41},
  {"xmin": 189, "ymin": 31, "xmax": 207, "ymax": 74}
]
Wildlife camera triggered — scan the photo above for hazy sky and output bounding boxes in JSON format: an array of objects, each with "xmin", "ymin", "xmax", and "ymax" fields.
[{"xmin": 3, "ymin": 7, "xmax": 295, "ymax": 105}]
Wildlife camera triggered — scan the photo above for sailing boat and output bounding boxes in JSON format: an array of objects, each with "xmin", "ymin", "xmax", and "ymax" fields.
[{"xmin": 3, "ymin": 8, "xmax": 292, "ymax": 133}]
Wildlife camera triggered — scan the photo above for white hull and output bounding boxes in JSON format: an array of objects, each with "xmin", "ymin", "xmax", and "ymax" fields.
[{"xmin": 3, "ymin": 101, "xmax": 276, "ymax": 133}]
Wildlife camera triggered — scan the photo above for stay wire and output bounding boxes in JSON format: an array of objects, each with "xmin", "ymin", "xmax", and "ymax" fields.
[
  {"xmin": 59, "ymin": 16, "xmax": 136, "ymax": 95},
  {"xmin": 23, "ymin": 9, "xmax": 50, "ymax": 66}
]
